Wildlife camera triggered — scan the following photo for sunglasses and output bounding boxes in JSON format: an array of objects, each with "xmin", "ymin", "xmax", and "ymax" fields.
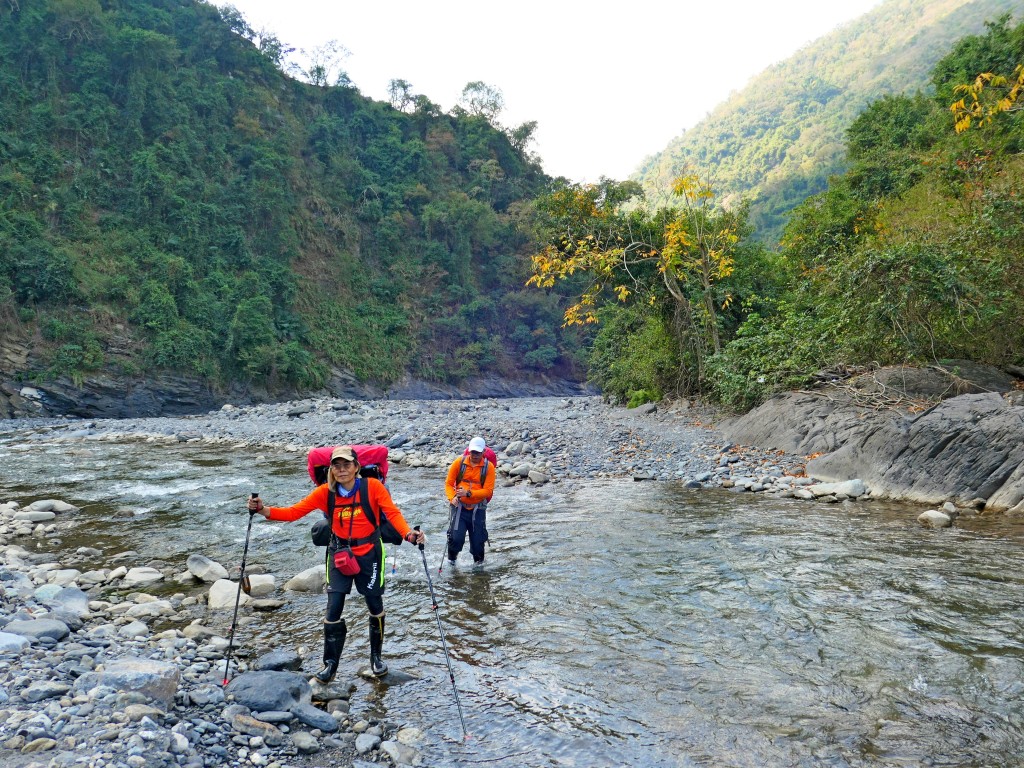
[{"xmin": 331, "ymin": 459, "xmax": 356, "ymax": 469}]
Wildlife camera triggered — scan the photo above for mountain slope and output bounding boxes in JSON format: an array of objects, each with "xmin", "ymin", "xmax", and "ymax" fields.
[
  {"xmin": 0, "ymin": 0, "xmax": 580, "ymax": 407},
  {"xmin": 635, "ymin": 0, "xmax": 1022, "ymax": 242}
]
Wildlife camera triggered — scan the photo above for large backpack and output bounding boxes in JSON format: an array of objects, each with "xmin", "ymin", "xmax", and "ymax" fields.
[{"xmin": 308, "ymin": 444, "xmax": 390, "ymax": 486}]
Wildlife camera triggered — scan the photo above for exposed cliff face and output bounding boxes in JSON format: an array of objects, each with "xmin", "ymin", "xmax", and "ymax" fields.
[
  {"xmin": 721, "ymin": 364, "xmax": 1024, "ymax": 514},
  {"xmin": 0, "ymin": 374, "xmax": 242, "ymax": 419},
  {"xmin": 0, "ymin": 342, "xmax": 593, "ymax": 419},
  {"xmin": 0, "ymin": 327, "xmax": 229, "ymax": 418}
]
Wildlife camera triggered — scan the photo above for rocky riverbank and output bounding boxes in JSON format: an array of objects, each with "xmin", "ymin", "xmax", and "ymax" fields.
[
  {"xmin": 3, "ymin": 393, "xmax": 860, "ymax": 506},
  {"xmin": 1, "ymin": 373, "xmax": 1022, "ymax": 768},
  {"xmin": 0, "ymin": 395, "xmax": 812, "ymax": 768},
  {"xmin": 0, "ymin": 361, "xmax": 594, "ymax": 420},
  {"xmin": 0, "ymin": 496, "xmax": 422, "ymax": 768},
  {"xmin": 722, "ymin": 363, "xmax": 1024, "ymax": 516}
]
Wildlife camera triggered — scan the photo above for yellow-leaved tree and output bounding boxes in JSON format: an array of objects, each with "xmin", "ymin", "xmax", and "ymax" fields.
[
  {"xmin": 527, "ymin": 172, "xmax": 743, "ymax": 392},
  {"xmin": 950, "ymin": 64, "xmax": 1024, "ymax": 133}
]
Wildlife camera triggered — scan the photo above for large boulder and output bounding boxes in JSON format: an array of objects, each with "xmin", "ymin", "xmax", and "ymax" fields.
[
  {"xmin": 224, "ymin": 671, "xmax": 311, "ymax": 712},
  {"xmin": 283, "ymin": 566, "xmax": 325, "ymax": 593},
  {"xmin": 722, "ymin": 390, "xmax": 890, "ymax": 456},
  {"xmin": 73, "ymin": 658, "xmax": 180, "ymax": 709},
  {"xmin": 39, "ymin": 586, "xmax": 91, "ymax": 618},
  {"xmin": 0, "ymin": 631, "xmax": 30, "ymax": 652},
  {"xmin": 186, "ymin": 554, "xmax": 228, "ymax": 582},
  {"xmin": 291, "ymin": 701, "xmax": 339, "ymax": 732},
  {"xmin": 2, "ymin": 619, "xmax": 70, "ymax": 643},
  {"xmin": 245, "ymin": 574, "xmax": 276, "ymax": 597},
  {"xmin": 208, "ymin": 579, "xmax": 250, "ymax": 609},
  {"xmin": 121, "ymin": 567, "xmax": 164, "ymax": 588},
  {"xmin": 723, "ymin": 363, "xmax": 1019, "ymax": 456}
]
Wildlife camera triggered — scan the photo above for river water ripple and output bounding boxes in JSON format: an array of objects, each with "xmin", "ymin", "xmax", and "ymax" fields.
[{"xmin": 2, "ymin": 430, "xmax": 1023, "ymax": 767}]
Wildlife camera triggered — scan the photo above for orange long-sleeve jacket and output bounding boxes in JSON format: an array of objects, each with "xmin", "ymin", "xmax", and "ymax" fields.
[
  {"xmin": 267, "ymin": 479, "xmax": 411, "ymax": 556},
  {"xmin": 445, "ymin": 456, "xmax": 495, "ymax": 508}
]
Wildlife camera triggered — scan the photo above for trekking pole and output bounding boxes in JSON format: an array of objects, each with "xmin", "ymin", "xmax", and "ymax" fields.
[
  {"xmin": 415, "ymin": 525, "xmax": 469, "ymax": 740},
  {"xmin": 222, "ymin": 492, "xmax": 257, "ymax": 686},
  {"xmin": 437, "ymin": 501, "xmax": 460, "ymax": 575}
]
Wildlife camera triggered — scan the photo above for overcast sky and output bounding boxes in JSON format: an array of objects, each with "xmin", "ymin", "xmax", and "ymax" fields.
[{"xmin": 221, "ymin": 0, "xmax": 884, "ymax": 183}]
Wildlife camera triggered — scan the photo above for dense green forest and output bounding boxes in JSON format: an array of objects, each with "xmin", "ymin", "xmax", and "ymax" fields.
[
  {"xmin": 529, "ymin": 15, "xmax": 1024, "ymax": 409},
  {"xmin": 635, "ymin": 0, "xmax": 1021, "ymax": 244},
  {"xmin": 0, "ymin": 0, "xmax": 581, "ymax": 394},
  {"xmin": 3, "ymin": 0, "xmax": 1022, "ymax": 413}
]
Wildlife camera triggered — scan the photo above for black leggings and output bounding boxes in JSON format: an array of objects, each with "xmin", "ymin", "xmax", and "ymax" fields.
[{"xmin": 325, "ymin": 591, "xmax": 383, "ymax": 622}]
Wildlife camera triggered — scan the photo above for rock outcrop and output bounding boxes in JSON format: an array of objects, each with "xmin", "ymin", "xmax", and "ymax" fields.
[
  {"xmin": 0, "ymin": 368, "xmax": 592, "ymax": 420},
  {"xmin": 722, "ymin": 364, "xmax": 1024, "ymax": 513}
]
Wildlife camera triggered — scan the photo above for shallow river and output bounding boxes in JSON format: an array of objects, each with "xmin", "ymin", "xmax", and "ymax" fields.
[{"xmin": 2, "ymin": 428, "xmax": 1024, "ymax": 767}]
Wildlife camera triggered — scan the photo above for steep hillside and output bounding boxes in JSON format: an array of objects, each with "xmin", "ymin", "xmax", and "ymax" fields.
[
  {"xmin": 635, "ymin": 0, "xmax": 1022, "ymax": 242},
  {"xmin": 0, "ymin": 0, "xmax": 581, "ymax": 411},
  {"xmin": 705, "ymin": 15, "xmax": 1024, "ymax": 411}
]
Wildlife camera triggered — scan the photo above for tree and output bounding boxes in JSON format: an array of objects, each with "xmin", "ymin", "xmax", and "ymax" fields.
[
  {"xmin": 844, "ymin": 93, "xmax": 935, "ymax": 199},
  {"xmin": 527, "ymin": 172, "xmax": 745, "ymax": 392},
  {"xmin": 218, "ymin": 5, "xmax": 292, "ymax": 66},
  {"xmin": 291, "ymin": 40, "xmax": 350, "ymax": 87},
  {"xmin": 950, "ymin": 64, "xmax": 1024, "ymax": 133},
  {"xmin": 218, "ymin": 4, "xmax": 253, "ymax": 39},
  {"xmin": 413, "ymin": 94, "xmax": 441, "ymax": 117},
  {"xmin": 506, "ymin": 120, "xmax": 538, "ymax": 153},
  {"xmin": 387, "ymin": 79, "xmax": 415, "ymax": 112},
  {"xmin": 49, "ymin": 0, "xmax": 104, "ymax": 43},
  {"xmin": 458, "ymin": 81, "xmax": 504, "ymax": 122},
  {"xmin": 255, "ymin": 30, "xmax": 293, "ymax": 67}
]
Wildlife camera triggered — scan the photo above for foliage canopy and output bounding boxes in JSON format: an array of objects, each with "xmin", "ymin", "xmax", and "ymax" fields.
[
  {"xmin": 0, "ymin": 0, "xmax": 578, "ymax": 391},
  {"xmin": 635, "ymin": 0, "xmax": 1021, "ymax": 245},
  {"xmin": 706, "ymin": 14, "xmax": 1024, "ymax": 410}
]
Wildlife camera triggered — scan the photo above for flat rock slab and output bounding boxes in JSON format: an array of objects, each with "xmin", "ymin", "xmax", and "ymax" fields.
[{"xmin": 3, "ymin": 619, "xmax": 70, "ymax": 642}]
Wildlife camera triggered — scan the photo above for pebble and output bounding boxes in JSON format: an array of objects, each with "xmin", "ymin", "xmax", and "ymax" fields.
[{"xmin": 0, "ymin": 510, "xmax": 404, "ymax": 768}]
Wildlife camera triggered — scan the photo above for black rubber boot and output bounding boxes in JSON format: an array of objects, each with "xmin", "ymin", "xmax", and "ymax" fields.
[
  {"xmin": 314, "ymin": 619, "xmax": 346, "ymax": 684},
  {"xmin": 369, "ymin": 613, "xmax": 388, "ymax": 677}
]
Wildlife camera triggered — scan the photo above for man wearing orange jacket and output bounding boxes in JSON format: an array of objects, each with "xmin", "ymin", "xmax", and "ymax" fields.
[
  {"xmin": 444, "ymin": 436, "xmax": 496, "ymax": 566},
  {"xmin": 249, "ymin": 446, "xmax": 426, "ymax": 681}
]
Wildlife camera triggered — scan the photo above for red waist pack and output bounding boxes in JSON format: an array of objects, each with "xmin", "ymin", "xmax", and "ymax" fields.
[{"xmin": 333, "ymin": 548, "xmax": 360, "ymax": 576}]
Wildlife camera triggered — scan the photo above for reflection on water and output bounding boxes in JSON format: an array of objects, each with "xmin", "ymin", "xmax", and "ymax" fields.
[{"xmin": 2, "ymin": 427, "xmax": 1024, "ymax": 766}]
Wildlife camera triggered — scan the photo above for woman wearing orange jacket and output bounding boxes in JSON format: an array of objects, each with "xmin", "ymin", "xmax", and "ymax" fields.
[
  {"xmin": 248, "ymin": 445, "xmax": 426, "ymax": 682},
  {"xmin": 444, "ymin": 436, "xmax": 496, "ymax": 566}
]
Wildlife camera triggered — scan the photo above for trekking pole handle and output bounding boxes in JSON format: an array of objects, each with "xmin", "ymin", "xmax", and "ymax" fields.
[
  {"xmin": 249, "ymin": 492, "xmax": 260, "ymax": 516},
  {"xmin": 414, "ymin": 525, "xmax": 425, "ymax": 551}
]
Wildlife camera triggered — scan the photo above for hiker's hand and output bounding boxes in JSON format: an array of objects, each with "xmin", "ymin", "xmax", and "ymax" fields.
[
  {"xmin": 455, "ymin": 487, "xmax": 471, "ymax": 499},
  {"xmin": 247, "ymin": 497, "xmax": 268, "ymax": 517},
  {"xmin": 405, "ymin": 530, "xmax": 425, "ymax": 546}
]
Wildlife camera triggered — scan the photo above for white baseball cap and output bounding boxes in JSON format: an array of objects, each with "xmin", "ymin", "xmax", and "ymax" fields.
[{"xmin": 467, "ymin": 437, "xmax": 486, "ymax": 453}]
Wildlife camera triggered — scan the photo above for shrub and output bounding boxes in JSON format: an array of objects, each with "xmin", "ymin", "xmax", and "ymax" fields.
[
  {"xmin": 587, "ymin": 304, "xmax": 679, "ymax": 403},
  {"xmin": 131, "ymin": 281, "xmax": 179, "ymax": 333},
  {"xmin": 147, "ymin": 323, "xmax": 217, "ymax": 377},
  {"xmin": 707, "ymin": 305, "xmax": 838, "ymax": 412}
]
